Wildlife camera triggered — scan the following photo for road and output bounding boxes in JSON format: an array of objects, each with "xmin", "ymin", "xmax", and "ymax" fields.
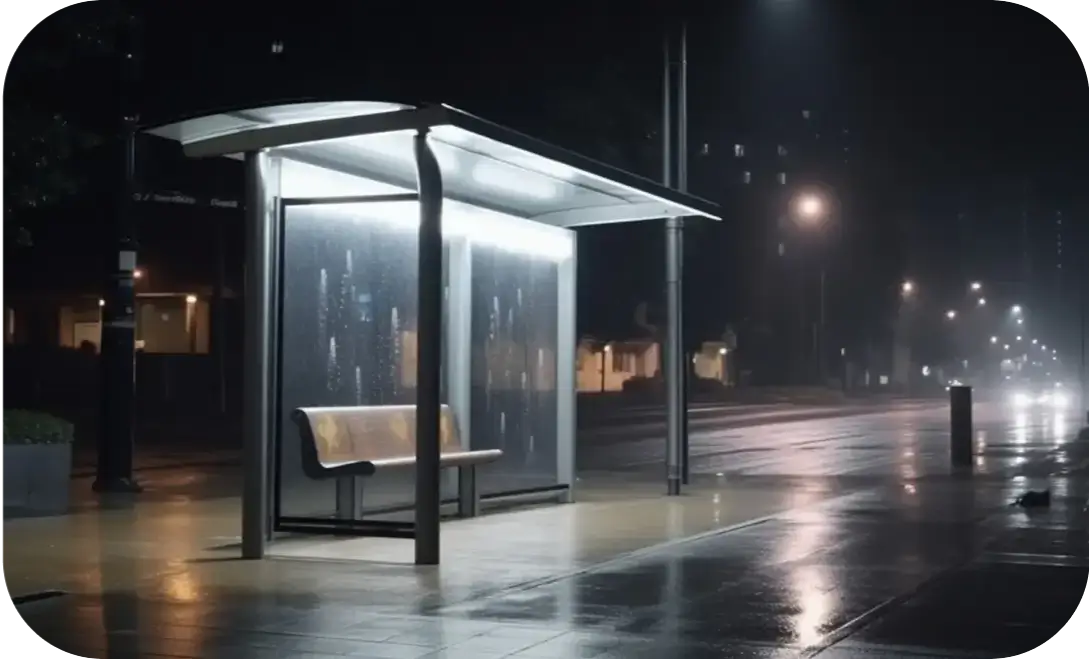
[{"xmin": 578, "ymin": 400, "xmax": 1080, "ymax": 480}]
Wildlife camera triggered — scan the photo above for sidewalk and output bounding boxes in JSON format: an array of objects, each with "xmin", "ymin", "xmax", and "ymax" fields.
[{"xmin": 8, "ymin": 411, "xmax": 1089, "ymax": 659}]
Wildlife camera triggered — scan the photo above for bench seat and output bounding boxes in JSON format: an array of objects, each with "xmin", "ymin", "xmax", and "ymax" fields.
[{"xmin": 290, "ymin": 404, "xmax": 502, "ymax": 518}]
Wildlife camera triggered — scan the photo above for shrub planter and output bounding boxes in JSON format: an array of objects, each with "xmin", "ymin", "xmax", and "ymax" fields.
[{"xmin": 4, "ymin": 411, "xmax": 74, "ymax": 518}]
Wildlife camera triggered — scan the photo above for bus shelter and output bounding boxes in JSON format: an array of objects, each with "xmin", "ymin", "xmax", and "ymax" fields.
[{"xmin": 146, "ymin": 102, "xmax": 719, "ymax": 564}]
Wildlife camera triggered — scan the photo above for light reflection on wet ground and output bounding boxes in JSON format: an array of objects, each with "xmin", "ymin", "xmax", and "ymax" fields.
[{"xmin": 8, "ymin": 403, "xmax": 1089, "ymax": 658}]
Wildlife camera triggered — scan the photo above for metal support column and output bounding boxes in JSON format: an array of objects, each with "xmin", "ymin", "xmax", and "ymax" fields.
[
  {"xmin": 556, "ymin": 235, "xmax": 578, "ymax": 502},
  {"xmin": 94, "ymin": 120, "xmax": 141, "ymax": 494},
  {"xmin": 95, "ymin": 6, "xmax": 142, "ymax": 495},
  {"xmin": 819, "ymin": 267, "xmax": 827, "ymax": 384},
  {"xmin": 414, "ymin": 129, "xmax": 445, "ymax": 566},
  {"xmin": 663, "ymin": 24, "xmax": 685, "ymax": 495},
  {"xmin": 241, "ymin": 151, "xmax": 279, "ymax": 559},
  {"xmin": 447, "ymin": 237, "xmax": 474, "ymax": 514},
  {"xmin": 677, "ymin": 22, "xmax": 690, "ymax": 486}
]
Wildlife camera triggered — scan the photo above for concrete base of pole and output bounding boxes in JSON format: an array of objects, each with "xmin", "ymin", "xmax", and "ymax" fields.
[{"xmin": 667, "ymin": 478, "xmax": 681, "ymax": 496}]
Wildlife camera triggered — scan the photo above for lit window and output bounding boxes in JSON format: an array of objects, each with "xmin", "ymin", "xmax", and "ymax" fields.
[
  {"xmin": 742, "ymin": 171, "xmax": 752, "ymax": 184},
  {"xmin": 734, "ymin": 144, "xmax": 745, "ymax": 157},
  {"xmin": 777, "ymin": 172, "xmax": 787, "ymax": 185}
]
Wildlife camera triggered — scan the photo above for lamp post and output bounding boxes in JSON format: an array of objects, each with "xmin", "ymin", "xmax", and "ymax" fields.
[{"xmin": 792, "ymin": 191, "xmax": 833, "ymax": 385}]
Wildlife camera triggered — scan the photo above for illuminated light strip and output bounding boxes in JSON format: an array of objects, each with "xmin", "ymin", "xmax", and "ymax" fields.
[{"xmin": 279, "ymin": 159, "xmax": 573, "ymax": 261}]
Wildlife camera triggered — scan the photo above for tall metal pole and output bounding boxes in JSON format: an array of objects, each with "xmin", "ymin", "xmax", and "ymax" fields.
[
  {"xmin": 95, "ymin": 9, "xmax": 141, "ymax": 494},
  {"xmin": 664, "ymin": 26, "xmax": 683, "ymax": 496},
  {"xmin": 241, "ymin": 151, "xmax": 275, "ymax": 560},
  {"xmin": 414, "ymin": 129, "xmax": 444, "ymax": 565},
  {"xmin": 677, "ymin": 23, "xmax": 690, "ymax": 486},
  {"xmin": 819, "ymin": 266, "xmax": 826, "ymax": 384},
  {"xmin": 1081, "ymin": 229, "xmax": 1087, "ymax": 422}
]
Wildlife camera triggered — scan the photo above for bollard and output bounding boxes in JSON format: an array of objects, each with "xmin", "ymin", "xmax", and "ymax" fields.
[{"xmin": 950, "ymin": 385, "xmax": 973, "ymax": 468}]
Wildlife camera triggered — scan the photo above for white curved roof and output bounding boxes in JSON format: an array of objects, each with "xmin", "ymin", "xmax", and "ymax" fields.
[{"xmin": 146, "ymin": 102, "xmax": 719, "ymax": 227}]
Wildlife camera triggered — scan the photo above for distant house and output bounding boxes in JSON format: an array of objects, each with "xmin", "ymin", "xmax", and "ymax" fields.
[{"xmin": 576, "ymin": 337, "xmax": 732, "ymax": 393}]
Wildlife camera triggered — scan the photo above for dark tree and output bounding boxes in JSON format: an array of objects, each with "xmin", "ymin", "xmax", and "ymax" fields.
[{"xmin": 4, "ymin": 3, "xmax": 136, "ymax": 229}]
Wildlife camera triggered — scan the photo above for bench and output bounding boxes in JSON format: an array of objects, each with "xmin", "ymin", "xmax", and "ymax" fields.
[{"xmin": 290, "ymin": 404, "xmax": 502, "ymax": 519}]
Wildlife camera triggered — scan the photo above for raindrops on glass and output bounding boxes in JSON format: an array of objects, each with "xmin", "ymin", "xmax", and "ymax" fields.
[
  {"xmin": 317, "ymin": 268, "xmax": 329, "ymax": 350},
  {"xmin": 326, "ymin": 335, "xmax": 338, "ymax": 391},
  {"xmin": 354, "ymin": 366, "xmax": 363, "ymax": 404}
]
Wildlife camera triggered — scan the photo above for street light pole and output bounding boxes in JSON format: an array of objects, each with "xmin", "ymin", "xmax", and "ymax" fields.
[
  {"xmin": 663, "ymin": 23, "xmax": 684, "ymax": 496},
  {"xmin": 95, "ymin": 8, "xmax": 142, "ymax": 494},
  {"xmin": 1081, "ymin": 235, "xmax": 1087, "ymax": 424},
  {"xmin": 677, "ymin": 22, "xmax": 691, "ymax": 486},
  {"xmin": 819, "ymin": 266, "xmax": 826, "ymax": 384}
]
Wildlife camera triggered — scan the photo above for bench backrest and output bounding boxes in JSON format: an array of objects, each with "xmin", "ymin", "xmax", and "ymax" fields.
[{"xmin": 292, "ymin": 404, "xmax": 463, "ymax": 468}]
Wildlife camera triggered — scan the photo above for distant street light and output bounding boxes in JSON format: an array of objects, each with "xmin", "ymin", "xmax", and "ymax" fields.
[
  {"xmin": 1016, "ymin": 318, "xmax": 1024, "ymax": 325},
  {"xmin": 901, "ymin": 280, "xmax": 915, "ymax": 295},
  {"xmin": 1004, "ymin": 344, "xmax": 1010, "ymax": 350},
  {"xmin": 797, "ymin": 194, "xmax": 824, "ymax": 222},
  {"xmin": 1017, "ymin": 336, "xmax": 1022, "ymax": 341},
  {"xmin": 978, "ymin": 298, "xmax": 986, "ymax": 306},
  {"xmin": 946, "ymin": 310, "xmax": 957, "ymax": 320},
  {"xmin": 1041, "ymin": 344, "xmax": 1047, "ymax": 350},
  {"xmin": 1011, "ymin": 305, "xmax": 1023, "ymax": 315},
  {"xmin": 1032, "ymin": 339, "xmax": 1038, "ymax": 344},
  {"xmin": 990, "ymin": 336, "xmax": 998, "ymax": 344},
  {"xmin": 970, "ymin": 282, "xmax": 982, "ymax": 292}
]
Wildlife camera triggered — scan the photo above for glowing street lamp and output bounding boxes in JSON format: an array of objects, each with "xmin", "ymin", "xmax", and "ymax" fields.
[
  {"xmin": 797, "ymin": 194, "xmax": 824, "ymax": 222},
  {"xmin": 945, "ymin": 310, "xmax": 957, "ymax": 320},
  {"xmin": 1031, "ymin": 338, "xmax": 1038, "ymax": 344},
  {"xmin": 901, "ymin": 280, "xmax": 915, "ymax": 295},
  {"xmin": 977, "ymin": 298, "xmax": 986, "ymax": 306},
  {"xmin": 1011, "ymin": 305, "xmax": 1023, "ymax": 315},
  {"xmin": 970, "ymin": 281, "xmax": 982, "ymax": 292},
  {"xmin": 990, "ymin": 336, "xmax": 998, "ymax": 344}
]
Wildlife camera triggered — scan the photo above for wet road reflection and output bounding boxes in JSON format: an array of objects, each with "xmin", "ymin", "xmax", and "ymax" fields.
[
  {"xmin": 582, "ymin": 402, "xmax": 1086, "ymax": 484},
  {"xmin": 10, "ymin": 403, "xmax": 1089, "ymax": 658}
]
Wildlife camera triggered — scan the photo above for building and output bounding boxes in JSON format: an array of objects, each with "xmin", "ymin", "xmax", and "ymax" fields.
[
  {"xmin": 575, "ymin": 337, "xmax": 732, "ymax": 393},
  {"xmin": 716, "ymin": 107, "xmax": 857, "ymax": 385}
]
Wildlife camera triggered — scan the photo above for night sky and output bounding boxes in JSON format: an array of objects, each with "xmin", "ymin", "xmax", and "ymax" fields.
[{"xmin": 8, "ymin": 0, "xmax": 1089, "ymax": 347}]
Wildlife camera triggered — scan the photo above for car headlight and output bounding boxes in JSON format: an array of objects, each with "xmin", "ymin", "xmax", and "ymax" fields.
[{"xmin": 1012, "ymin": 391, "xmax": 1032, "ymax": 407}]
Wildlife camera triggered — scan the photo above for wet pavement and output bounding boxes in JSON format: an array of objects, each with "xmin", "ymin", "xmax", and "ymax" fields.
[{"xmin": 8, "ymin": 403, "xmax": 1089, "ymax": 658}]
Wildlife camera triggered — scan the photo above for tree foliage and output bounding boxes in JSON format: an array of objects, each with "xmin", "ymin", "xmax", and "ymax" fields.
[{"xmin": 3, "ymin": 2, "xmax": 135, "ymax": 220}]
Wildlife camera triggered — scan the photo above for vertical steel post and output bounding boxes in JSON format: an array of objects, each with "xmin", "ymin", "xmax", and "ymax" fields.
[
  {"xmin": 819, "ymin": 267, "xmax": 827, "ymax": 384},
  {"xmin": 414, "ymin": 129, "xmax": 444, "ymax": 565},
  {"xmin": 556, "ymin": 234, "xmax": 577, "ymax": 502},
  {"xmin": 95, "ymin": 121, "xmax": 141, "ymax": 494},
  {"xmin": 1081, "ymin": 236, "xmax": 1087, "ymax": 422},
  {"xmin": 95, "ymin": 5, "xmax": 141, "ymax": 495},
  {"xmin": 678, "ymin": 22, "xmax": 690, "ymax": 486},
  {"xmin": 241, "ymin": 151, "xmax": 276, "ymax": 559},
  {"xmin": 663, "ymin": 27, "xmax": 682, "ymax": 496}
]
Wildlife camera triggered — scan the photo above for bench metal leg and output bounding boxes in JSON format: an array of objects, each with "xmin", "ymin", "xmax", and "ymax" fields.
[
  {"xmin": 335, "ymin": 476, "xmax": 362, "ymax": 520},
  {"xmin": 457, "ymin": 465, "xmax": 479, "ymax": 518}
]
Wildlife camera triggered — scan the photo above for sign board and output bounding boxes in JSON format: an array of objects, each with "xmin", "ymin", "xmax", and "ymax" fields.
[{"xmin": 133, "ymin": 191, "xmax": 239, "ymax": 209}]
